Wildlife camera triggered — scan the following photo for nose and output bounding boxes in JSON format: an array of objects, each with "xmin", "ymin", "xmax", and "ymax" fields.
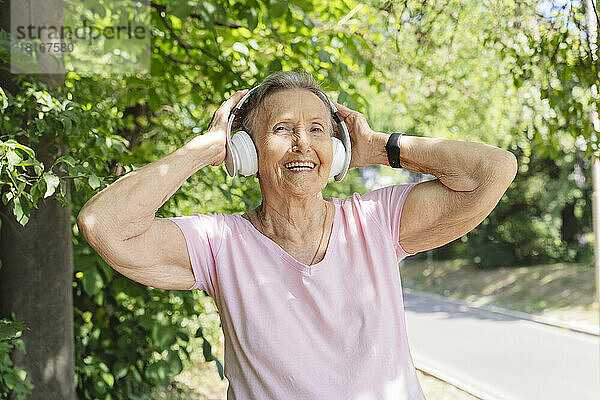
[{"xmin": 291, "ymin": 130, "xmax": 311, "ymax": 153}]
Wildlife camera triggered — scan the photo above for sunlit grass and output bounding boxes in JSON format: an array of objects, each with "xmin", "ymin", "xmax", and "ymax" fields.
[
  {"xmin": 417, "ymin": 370, "xmax": 478, "ymax": 400},
  {"xmin": 400, "ymin": 258, "xmax": 599, "ymax": 327}
]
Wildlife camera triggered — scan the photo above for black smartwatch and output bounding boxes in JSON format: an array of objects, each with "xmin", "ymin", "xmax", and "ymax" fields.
[{"xmin": 385, "ymin": 133, "xmax": 405, "ymax": 169}]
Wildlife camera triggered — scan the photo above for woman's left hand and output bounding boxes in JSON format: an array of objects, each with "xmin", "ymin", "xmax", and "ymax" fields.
[{"xmin": 332, "ymin": 101, "xmax": 377, "ymax": 169}]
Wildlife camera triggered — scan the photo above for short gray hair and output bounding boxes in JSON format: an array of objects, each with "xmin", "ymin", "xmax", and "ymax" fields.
[{"xmin": 238, "ymin": 71, "xmax": 336, "ymax": 139}]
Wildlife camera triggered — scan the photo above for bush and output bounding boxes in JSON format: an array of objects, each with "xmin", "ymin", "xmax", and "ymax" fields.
[
  {"xmin": 435, "ymin": 142, "xmax": 594, "ymax": 268},
  {"xmin": 72, "ymin": 242, "xmax": 224, "ymax": 400},
  {"xmin": 0, "ymin": 318, "xmax": 34, "ymax": 399}
]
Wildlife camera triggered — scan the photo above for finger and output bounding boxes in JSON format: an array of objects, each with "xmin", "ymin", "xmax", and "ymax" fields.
[
  {"xmin": 214, "ymin": 89, "xmax": 250, "ymax": 126},
  {"xmin": 331, "ymin": 100, "xmax": 354, "ymax": 118},
  {"xmin": 223, "ymin": 89, "xmax": 250, "ymax": 109}
]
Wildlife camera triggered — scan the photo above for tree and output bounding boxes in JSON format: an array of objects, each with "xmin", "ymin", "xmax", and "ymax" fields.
[
  {"xmin": 0, "ymin": 0, "xmax": 75, "ymax": 398},
  {"xmin": 354, "ymin": 0, "xmax": 599, "ymax": 266}
]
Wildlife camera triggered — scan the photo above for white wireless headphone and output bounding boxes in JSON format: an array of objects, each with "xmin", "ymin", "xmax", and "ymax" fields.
[{"xmin": 223, "ymin": 86, "xmax": 352, "ymax": 182}]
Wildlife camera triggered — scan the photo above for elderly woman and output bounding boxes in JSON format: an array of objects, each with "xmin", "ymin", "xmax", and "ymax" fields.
[{"xmin": 78, "ymin": 71, "xmax": 517, "ymax": 399}]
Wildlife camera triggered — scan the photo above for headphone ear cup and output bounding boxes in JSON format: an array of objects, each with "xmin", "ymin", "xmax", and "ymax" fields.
[
  {"xmin": 230, "ymin": 131, "xmax": 258, "ymax": 176},
  {"xmin": 329, "ymin": 136, "xmax": 346, "ymax": 179}
]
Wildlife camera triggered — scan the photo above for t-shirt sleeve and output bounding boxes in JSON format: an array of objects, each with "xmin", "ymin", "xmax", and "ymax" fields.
[
  {"xmin": 165, "ymin": 213, "xmax": 223, "ymax": 296},
  {"xmin": 360, "ymin": 183, "xmax": 418, "ymax": 259}
]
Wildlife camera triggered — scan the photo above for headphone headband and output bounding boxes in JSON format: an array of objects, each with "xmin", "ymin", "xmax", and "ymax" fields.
[{"xmin": 224, "ymin": 85, "xmax": 352, "ymax": 182}]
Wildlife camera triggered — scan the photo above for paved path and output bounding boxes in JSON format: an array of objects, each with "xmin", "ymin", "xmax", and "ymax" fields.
[{"xmin": 403, "ymin": 290, "xmax": 600, "ymax": 400}]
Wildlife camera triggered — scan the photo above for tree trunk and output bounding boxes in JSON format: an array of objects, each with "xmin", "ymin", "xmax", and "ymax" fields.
[
  {"xmin": 0, "ymin": 1, "xmax": 74, "ymax": 399},
  {"xmin": 0, "ymin": 180, "xmax": 75, "ymax": 400},
  {"xmin": 561, "ymin": 201, "xmax": 578, "ymax": 246}
]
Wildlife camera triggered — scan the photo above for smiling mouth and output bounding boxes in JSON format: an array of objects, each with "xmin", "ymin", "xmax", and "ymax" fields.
[{"xmin": 283, "ymin": 161, "xmax": 317, "ymax": 171}]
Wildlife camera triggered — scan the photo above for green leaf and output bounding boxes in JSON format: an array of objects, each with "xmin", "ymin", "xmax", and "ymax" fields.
[
  {"xmin": 268, "ymin": 59, "xmax": 282, "ymax": 73},
  {"xmin": 196, "ymin": 1, "xmax": 216, "ymax": 29},
  {"xmin": 145, "ymin": 360, "xmax": 170, "ymax": 387},
  {"xmin": 365, "ymin": 60, "xmax": 374, "ymax": 76},
  {"xmin": 202, "ymin": 336, "xmax": 214, "ymax": 361},
  {"xmin": 88, "ymin": 173, "xmax": 100, "ymax": 189},
  {"xmin": 0, "ymin": 319, "xmax": 28, "ymax": 341},
  {"xmin": 152, "ymin": 324, "xmax": 176, "ymax": 349},
  {"xmin": 7, "ymin": 141, "xmax": 35, "ymax": 157},
  {"xmin": 317, "ymin": 49, "xmax": 331, "ymax": 63},
  {"xmin": 231, "ymin": 193, "xmax": 255, "ymax": 207},
  {"xmin": 290, "ymin": 0, "xmax": 314, "ymax": 12},
  {"xmin": 101, "ymin": 372, "xmax": 114, "ymax": 387},
  {"xmin": 52, "ymin": 155, "xmax": 76, "ymax": 168},
  {"xmin": 243, "ymin": 8, "xmax": 258, "ymax": 31},
  {"xmin": 269, "ymin": 0, "xmax": 288, "ymax": 18},
  {"xmin": 218, "ymin": 186, "xmax": 233, "ymax": 203},
  {"xmin": 13, "ymin": 338, "xmax": 26, "ymax": 353},
  {"xmin": 513, "ymin": 77, "xmax": 523, "ymax": 88},
  {"xmin": 73, "ymin": 177, "xmax": 84, "ymax": 193},
  {"xmin": 6, "ymin": 149, "xmax": 22, "ymax": 167},
  {"xmin": 43, "ymin": 173, "xmax": 60, "ymax": 198},
  {"xmin": 113, "ymin": 361, "xmax": 128, "ymax": 379},
  {"xmin": 2, "ymin": 190, "xmax": 13, "ymax": 206},
  {"xmin": 0, "ymin": 86, "xmax": 8, "ymax": 111},
  {"xmin": 35, "ymin": 118, "xmax": 47, "ymax": 132},
  {"xmin": 60, "ymin": 116, "xmax": 72, "ymax": 131},
  {"xmin": 194, "ymin": 326, "xmax": 204, "ymax": 338},
  {"xmin": 15, "ymin": 368, "xmax": 27, "ymax": 381},
  {"xmin": 82, "ymin": 269, "xmax": 103, "ymax": 296},
  {"xmin": 4, "ymin": 373, "xmax": 16, "ymax": 390},
  {"xmin": 12, "ymin": 196, "xmax": 29, "ymax": 225},
  {"xmin": 233, "ymin": 42, "xmax": 249, "ymax": 56},
  {"xmin": 167, "ymin": 351, "xmax": 183, "ymax": 376},
  {"xmin": 148, "ymin": 90, "xmax": 161, "ymax": 112},
  {"xmin": 170, "ymin": 1, "xmax": 194, "ymax": 20},
  {"xmin": 30, "ymin": 179, "xmax": 45, "ymax": 203},
  {"xmin": 214, "ymin": 357, "xmax": 224, "ymax": 379}
]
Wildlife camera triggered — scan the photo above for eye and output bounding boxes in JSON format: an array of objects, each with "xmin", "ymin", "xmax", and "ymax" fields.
[
  {"xmin": 273, "ymin": 124, "xmax": 292, "ymax": 133},
  {"xmin": 311, "ymin": 125, "xmax": 324, "ymax": 133}
]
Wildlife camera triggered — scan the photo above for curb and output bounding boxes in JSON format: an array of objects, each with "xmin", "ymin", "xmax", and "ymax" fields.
[
  {"xmin": 403, "ymin": 287, "xmax": 599, "ymax": 337},
  {"xmin": 414, "ymin": 362, "xmax": 503, "ymax": 400}
]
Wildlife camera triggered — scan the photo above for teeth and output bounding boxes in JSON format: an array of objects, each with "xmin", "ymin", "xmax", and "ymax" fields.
[{"xmin": 284, "ymin": 161, "xmax": 315, "ymax": 169}]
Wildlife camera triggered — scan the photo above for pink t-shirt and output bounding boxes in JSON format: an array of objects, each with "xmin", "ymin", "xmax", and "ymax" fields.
[{"xmin": 166, "ymin": 183, "xmax": 425, "ymax": 400}]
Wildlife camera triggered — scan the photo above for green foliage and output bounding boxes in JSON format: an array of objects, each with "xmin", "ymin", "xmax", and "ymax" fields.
[
  {"xmin": 72, "ymin": 241, "xmax": 225, "ymax": 399},
  {"xmin": 72, "ymin": 162, "xmax": 238, "ymax": 399},
  {"xmin": 436, "ymin": 138, "xmax": 594, "ymax": 268},
  {"xmin": 354, "ymin": 0, "xmax": 599, "ymax": 266},
  {"xmin": 0, "ymin": 320, "xmax": 27, "ymax": 342},
  {"xmin": 479, "ymin": 0, "xmax": 599, "ymax": 159},
  {"xmin": 0, "ymin": 319, "xmax": 34, "ymax": 399},
  {"xmin": 0, "ymin": 79, "xmax": 130, "ymax": 226}
]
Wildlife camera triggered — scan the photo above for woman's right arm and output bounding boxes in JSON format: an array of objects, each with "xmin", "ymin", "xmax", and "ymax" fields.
[{"xmin": 77, "ymin": 89, "xmax": 248, "ymax": 290}]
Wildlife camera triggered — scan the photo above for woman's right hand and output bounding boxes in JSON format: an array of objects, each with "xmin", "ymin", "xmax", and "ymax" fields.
[{"xmin": 204, "ymin": 89, "xmax": 250, "ymax": 166}]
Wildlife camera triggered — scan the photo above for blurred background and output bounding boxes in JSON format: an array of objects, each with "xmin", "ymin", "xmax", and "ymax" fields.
[{"xmin": 0, "ymin": 0, "xmax": 598, "ymax": 399}]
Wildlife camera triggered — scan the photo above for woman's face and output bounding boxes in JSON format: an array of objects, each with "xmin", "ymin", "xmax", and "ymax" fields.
[{"xmin": 253, "ymin": 89, "xmax": 333, "ymax": 198}]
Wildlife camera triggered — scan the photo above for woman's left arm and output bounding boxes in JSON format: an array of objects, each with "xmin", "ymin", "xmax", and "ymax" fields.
[{"xmin": 333, "ymin": 102, "xmax": 517, "ymax": 254}]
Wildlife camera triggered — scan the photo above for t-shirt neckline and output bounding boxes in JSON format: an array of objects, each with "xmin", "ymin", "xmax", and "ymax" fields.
[{"xmin": 235, "ymin": 198, "xmax": 341, "ymax": 275}]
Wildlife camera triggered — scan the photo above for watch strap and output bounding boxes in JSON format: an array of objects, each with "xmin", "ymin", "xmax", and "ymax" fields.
[{"xmin": 385, "ymin": 133, "xmax": 405, "ymax": 169}]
